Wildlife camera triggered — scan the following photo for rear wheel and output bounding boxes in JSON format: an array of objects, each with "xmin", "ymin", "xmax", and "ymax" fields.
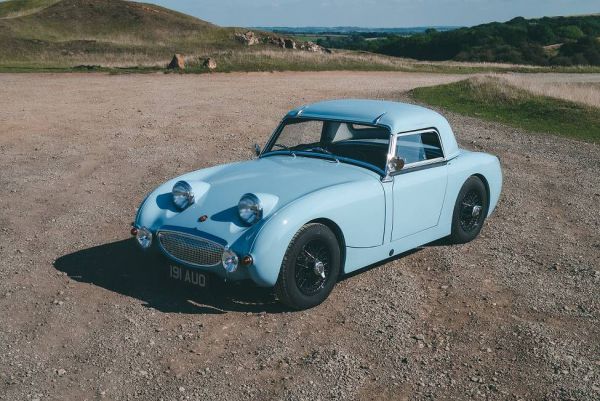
[
  {"xmin": 275, "ymin": 223, "xmax": 341, "ymax": 310},
  {"xmin": 449, "ymin": 176, "xmax": 489, "ymax": 244}
]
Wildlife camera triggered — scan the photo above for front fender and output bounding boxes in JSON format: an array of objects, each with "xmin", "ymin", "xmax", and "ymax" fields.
[
  {"xmin": 248, "ymin": 179, "xmax": 385, "ymax": 286},
  {"xmin": 134, "ymin": 163, "xmax": 236, "ymax": 231}
]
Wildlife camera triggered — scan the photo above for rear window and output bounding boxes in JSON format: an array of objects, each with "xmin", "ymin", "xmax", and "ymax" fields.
[
  {"xmin": 395, "ymin": 131, "xmax": 444, "ymax": 165},
  {"xmin": 327, "ymin": 122, "xmax": 389, "ymax": 142}
]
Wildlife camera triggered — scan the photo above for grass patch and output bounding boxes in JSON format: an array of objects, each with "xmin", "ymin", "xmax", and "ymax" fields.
[
  {"xmin": 411, "ymin": 77, "xmax": 600, "ymax": 143},
  {"xmin": 4, "ymin": 49, "xmax": 600, "ymax": 75},
  {"xmin": 0, "ymin": 63, "xmax": 162, "ymax": 73}
]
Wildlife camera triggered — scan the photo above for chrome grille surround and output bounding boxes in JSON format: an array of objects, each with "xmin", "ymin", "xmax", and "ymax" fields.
[{"xmin": 157, "ymin": 230, "xmax": 224, "ymax": 267}]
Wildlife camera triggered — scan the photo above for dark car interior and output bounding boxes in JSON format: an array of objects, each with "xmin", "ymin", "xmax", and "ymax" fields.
[
  {"xmin": 266, "ymin": 119, "xmax": 391, "ymax": 173},
  {"xmin": 322, "ymin": 121, "xmax": 390, "ymax": 171}
]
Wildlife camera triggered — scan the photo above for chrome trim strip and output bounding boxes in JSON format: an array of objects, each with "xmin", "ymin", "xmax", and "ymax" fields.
[{"xmin": 391, "ymin": 159, "xmax": 447, "ymax": 175}]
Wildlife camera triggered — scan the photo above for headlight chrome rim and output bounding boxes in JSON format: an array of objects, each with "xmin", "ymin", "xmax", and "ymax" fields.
[
  {"xmin": 172, "ymin": 180, "xmax": 195, "ymax": 210},
  {"xmin": 238, "ymin": 193, "xmax": 263, "ymax": 225},
  {"xmin": 222, "ymin": 247, "xmax": 239, "ymax": 273},
  {"xmin": 135, "ymin": 226, "xmax": 153, "ymax": 249}
]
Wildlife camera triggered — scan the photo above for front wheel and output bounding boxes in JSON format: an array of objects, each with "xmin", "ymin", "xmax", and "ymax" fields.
[
  {"xmin": 449, "ymin": 176, "xmax": 489, "ymax": 244},
  {"xmin": 275, "ymin": 223, "xmax": 341, "ymax": 310}
]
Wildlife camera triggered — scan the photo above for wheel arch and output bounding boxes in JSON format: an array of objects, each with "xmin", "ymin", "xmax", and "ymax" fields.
[
  {"xmin": 440, "ymin": 151, "xmax": 502, "ymax": 236},
  {"xmin": 248, "ymin": 179, "xmax": 385, "ymax": 287},
  {"xmin": 308, "ymin": 218, "xmax": 347, "ymax": 276},
  {"xmin": 472, "ymin": 173, "xmax": 491, "ymax": 212}
]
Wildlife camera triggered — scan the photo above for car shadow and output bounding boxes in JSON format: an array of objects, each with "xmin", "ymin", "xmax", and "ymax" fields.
[
  {"xmin": 53, "ymin": 239, "xmax": 286, "ymax": 315},
  {"xmin": 339, "ymin": 238, "xmax": 448, "ymax": 281},
  {"xmin": 54, "ymin": 238, "xmax": 449, "ymax": 314},
  {"xmin": 340, "ymin": 248, "xmax": 422, "ymax": 281}
]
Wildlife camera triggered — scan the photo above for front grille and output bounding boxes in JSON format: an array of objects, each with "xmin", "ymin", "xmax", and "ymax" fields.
[{"xmin": 157, "ymin": 230, "xmax": 224, "ymax": 267}]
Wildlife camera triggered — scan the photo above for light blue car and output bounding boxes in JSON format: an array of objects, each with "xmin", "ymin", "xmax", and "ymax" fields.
[{"xmin": 132, "ymin": 99, "xmax": 502, "ymax": 309}]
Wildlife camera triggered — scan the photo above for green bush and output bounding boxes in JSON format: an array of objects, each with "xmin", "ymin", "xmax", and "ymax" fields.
[{"xmin": 323, "ymin": 15, "xmax": 600, "ymax": 66}]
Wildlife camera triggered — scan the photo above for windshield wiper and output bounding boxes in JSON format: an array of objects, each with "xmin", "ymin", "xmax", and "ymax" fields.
[
  {"xmin": 271, "ymin": 143, "xmax": 297, "ymax": 157},
  {"xmin": 304, "ymin": 146, "xmax": 339, "ymax": 162},
  {"xmin": 269, "ymin": 145, "xmax": 339, "ymax": 162},
  {"xmin": 307, "ymin": 146, "xmax": 332, "ymax": 155}
]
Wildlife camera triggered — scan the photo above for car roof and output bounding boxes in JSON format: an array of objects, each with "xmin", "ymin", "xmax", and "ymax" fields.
[{"xmin": 286, "ymin": 99, "xmax": 459, "ymax": 159}]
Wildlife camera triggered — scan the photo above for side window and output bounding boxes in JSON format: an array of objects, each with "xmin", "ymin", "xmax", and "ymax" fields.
[{"xmin": 395, "ymin": 131, "xmax": 443, "ymax": 166}]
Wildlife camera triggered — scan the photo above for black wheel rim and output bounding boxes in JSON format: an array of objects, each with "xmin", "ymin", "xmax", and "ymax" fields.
[
  {"xmin": 294, "ymin": 239, "xmax": 331, "ymax": 296},
  {"xmin": 459, "ymin": 189, "xmax": 484, "ymax": 233}
]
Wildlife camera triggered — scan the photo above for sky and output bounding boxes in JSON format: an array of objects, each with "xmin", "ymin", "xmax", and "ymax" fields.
[{"xmin": 142, "ymin": 0, "xmax": 600, "ymax": 27}]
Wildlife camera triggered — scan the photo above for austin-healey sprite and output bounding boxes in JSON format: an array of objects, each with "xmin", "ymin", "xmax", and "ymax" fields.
[{"xmin": 132, "ymin": 99, "xmax": 502, "ymax": 309}]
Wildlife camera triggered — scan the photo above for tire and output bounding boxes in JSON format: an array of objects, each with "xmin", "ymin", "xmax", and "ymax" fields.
[
  {"xmin": 449, "ymin": 176, "xmax": 489, "ymax": 244},
  {"xmin": 275, "ymin": 223, "xmax": 341, "ymax": 310}
]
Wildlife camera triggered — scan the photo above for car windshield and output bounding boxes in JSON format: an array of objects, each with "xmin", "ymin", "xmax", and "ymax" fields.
[{"xmin": 264, "ymin": 118, "xmax": 390, "ymax": 173}]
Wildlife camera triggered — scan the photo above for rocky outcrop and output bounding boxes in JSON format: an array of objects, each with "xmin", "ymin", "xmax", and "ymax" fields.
[
  {"xmin": 202, "ymin": 57, "xmax": 217, "ymax": 70},
  {"xmin": 235, "ymin": 31, "xmax": 259, "ymax": 46},
  {"xmin": 299, "ymin": 41, "xmax": 327, "ymax": 53},
  {"xmin": 284, "ymin": 38, "xmax": 296, "ymax": 49},
  {"xmin": 167, "ymin": 54, "xmax": 185, "ymax": 69},
  {"xmin": 264, "ymin": 35, "xmax": 328, "ymax": 52},
  {"xmin": 236, "ymin": 31, "xmax": 330, "ymax": 53},
  {"xmin": 265, "ymin": 35, "xmax": 286, "ymax": 48}
]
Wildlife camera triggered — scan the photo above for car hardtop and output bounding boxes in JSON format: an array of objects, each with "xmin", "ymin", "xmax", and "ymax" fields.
[{"xmin": 286, "ymin": 99, "xmax": 460, "ymax": 160}]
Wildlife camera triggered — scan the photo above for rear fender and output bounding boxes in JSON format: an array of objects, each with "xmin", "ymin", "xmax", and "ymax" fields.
[{"xmin": 439, "ymin": 151, "xmax": 502, "ymax": 232}]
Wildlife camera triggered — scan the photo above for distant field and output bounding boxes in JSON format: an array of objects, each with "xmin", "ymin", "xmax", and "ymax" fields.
[
  {"xmin": 494, "ymin": 74, "xmax": 600, "ymax": 108},
  {"xmin": 3, "ymin": 48, "xmax": 600, "ymax": 75},
  {"xmin": 411, "ymin": 76, "xmax": 600, "ymax": 143}
]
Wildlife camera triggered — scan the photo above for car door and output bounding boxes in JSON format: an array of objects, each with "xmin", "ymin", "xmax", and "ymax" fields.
[{"xmin": 390, "ymin": 129, "xmax": 448, "ymax": 241}]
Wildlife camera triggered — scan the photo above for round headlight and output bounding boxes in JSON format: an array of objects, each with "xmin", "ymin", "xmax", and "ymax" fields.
[
  {"xmin": 238, "ymin": 193, "xmax": 263, "ymax": 225},
  {"xmin": 172, "ymin": 181, "xmax": 195, "ymax": 210},
  {"xmin": 135, "ymin": 226, "xmax": 153, "ymax": 249},
  {"xmin": 222, "ymin": 248, "xmax": 239, "ymax": 273}
]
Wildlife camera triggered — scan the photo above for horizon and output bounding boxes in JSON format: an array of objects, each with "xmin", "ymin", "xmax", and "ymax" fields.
[{"xmin": 251, "ymin": 25, "xmax": 463, "ymax": 29}]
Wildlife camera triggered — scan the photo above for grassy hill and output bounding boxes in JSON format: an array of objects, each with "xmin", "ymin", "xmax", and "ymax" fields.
[
  {"xmin": 318, "ymin": 15, "xmax": 600, "ymax": 66},
  {"xmin": 0, "ymin": 0, "xmax": 60, "ymax": 18},
  {"xmin": 0, "ymin": 0, "xmax": 253, "ymax": 67},
  {"xmin": 0, "ymin": 0, "xmax": 218, "ymax": 40}
]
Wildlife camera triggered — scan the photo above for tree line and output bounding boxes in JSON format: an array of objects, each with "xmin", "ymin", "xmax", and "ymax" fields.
[{"xmin": 316, "ymin": 15, "xmax": 600, "ymax": 66}]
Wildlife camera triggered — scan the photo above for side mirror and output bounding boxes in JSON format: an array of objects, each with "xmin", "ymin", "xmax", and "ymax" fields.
[
  {"xmin": 387, "ymin": 156, "xmax": 405, "ymax": 174},
  {"xmin": 254, "ymin": 143, "xmax": 261, "ymax": 157}
]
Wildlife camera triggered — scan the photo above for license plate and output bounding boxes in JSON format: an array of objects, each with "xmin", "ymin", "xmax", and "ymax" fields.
[{"xmin": 169, "ymin": 265, "xmax": 208, "ymax": 288}]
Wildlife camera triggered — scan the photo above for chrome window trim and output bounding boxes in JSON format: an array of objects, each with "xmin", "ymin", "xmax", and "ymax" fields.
[{"xmin": 383, "ymin": 128, "xmax": 445, "ymax": 181}]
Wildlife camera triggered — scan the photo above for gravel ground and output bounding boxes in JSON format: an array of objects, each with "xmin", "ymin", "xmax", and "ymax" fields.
[{"xmin": 0, "ymin": 71, "xmax": 598, "ymax": 401}]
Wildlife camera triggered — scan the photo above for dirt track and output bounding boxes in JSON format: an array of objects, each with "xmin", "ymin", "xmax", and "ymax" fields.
[{"xmin": 0, "ymin": 71, "xmax": 599, "ymax": 401}]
